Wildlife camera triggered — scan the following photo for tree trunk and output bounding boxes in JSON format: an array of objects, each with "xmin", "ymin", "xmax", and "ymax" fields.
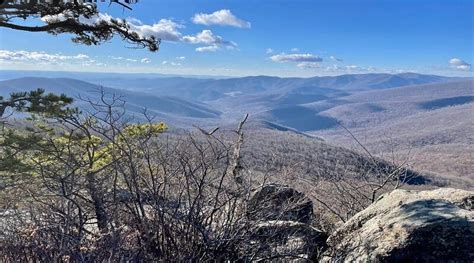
[{"xmin": 86, "ymin": 173, "xmax": 109, "ymax": 232}]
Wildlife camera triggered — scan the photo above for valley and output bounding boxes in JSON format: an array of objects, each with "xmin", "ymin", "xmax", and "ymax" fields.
[
  {"xmin": 0, "ymin": 71, "xmax": 472, "ymax": 187},
  {"xmin": 1, "ymin": 1, "xmax": 472, "ymax": 261}
]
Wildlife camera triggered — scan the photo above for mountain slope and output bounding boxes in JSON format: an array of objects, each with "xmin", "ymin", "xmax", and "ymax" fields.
[
  {"xmin": 0, "ymin": 77, "xmax": 221, "ymax": 121},
  {"xmin": 201, "ymin": 73, "xmax": 455, "ymax": 129},
  {"xmin": 82, "ymin": 73, "xmax": 453, "ymax": 102},
  {"xmin": 1, "ymin": 74, "xmax": 470, "ymax": 187},
  {"xmin": 312, "ymin": 80, "xmax": 474, "ymax": 185}
]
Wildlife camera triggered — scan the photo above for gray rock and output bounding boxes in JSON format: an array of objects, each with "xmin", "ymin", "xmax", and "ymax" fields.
[
  {"xmin": 242, "ymin": 184, "xmax": 326, "ymax": 261},
  {"xmin": 325, "ymin": 188, "xmax": 474, "ymax": 263},
  {"xmin": 247, "ymin": 184, "xmax": 313, "ymax": 223},
  {"xmin": 246, "ymin": 220, "xmax": 327, "ymax": 261}
]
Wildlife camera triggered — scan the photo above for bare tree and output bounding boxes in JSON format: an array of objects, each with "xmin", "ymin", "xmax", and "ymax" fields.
[
  {"xmin": 1, "ymin": 91, "xmax": 269, "ymax": 261},
  {"xmin": 298, "ymin": 123, "xmax": 416, "ymax": 228}
]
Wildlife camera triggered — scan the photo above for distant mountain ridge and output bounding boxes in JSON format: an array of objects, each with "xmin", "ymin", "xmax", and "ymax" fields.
[
  {"xmin": 0, "ymin": 77, "xmax": 221, "ymax": 123},
  {"xmin": 0, "ymin": 73, "xmax": 472, "ymax": 186},
  {"xmin": 0, "ymin": 73, "xmax": 462, "ymax": 130},
  {"xmin": 85, "ymin": 73, "xmax": 454, "ymax": 102}
]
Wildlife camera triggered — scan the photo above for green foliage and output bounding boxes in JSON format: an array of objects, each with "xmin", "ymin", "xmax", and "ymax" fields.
[
  {"xmin": 0, "ymin": 128, "xmax": 43, "ymax": 174},
  {"xmin": 123, "ymin": 123, "xmax": 167, "ymax": 138},
  {"xmin": 1, "ymin": 116, "xmax": 167, "ymax": 179},
  {"xmin": 0, "ymin": 88, "xmax": 76, "ymax": 118}
]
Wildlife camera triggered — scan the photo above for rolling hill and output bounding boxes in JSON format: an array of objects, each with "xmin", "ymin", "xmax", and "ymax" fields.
[
  {"xmin": 1, "ymin": 72, "xmax": 471, "ymax": 187},
  {"xmin": 0, "ymin": 77, "xmax": 221, "ymax": 125},
  {"xmin": 86, "ymin": 72, "xmax": 452, "ymax": 102},
  {"xmin": 312, "ymin": 80, "xmax": 474, "ymax": 186}
]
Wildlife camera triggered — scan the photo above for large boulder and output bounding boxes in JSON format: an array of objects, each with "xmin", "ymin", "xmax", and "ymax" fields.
[
  {"xmin": 243, "ymin": 184, "xmax": 326, "ymax": 261},
  {"xmin": 245, "ymin": 220, "xmax": 327, "ymax": 261},
  {"xmin": 325, "ymin": 188, "xmax": 474, "ymax": 262},
  {"xmin": 247, "ymin": 184, "xmax": 313, "ymax": 223}
]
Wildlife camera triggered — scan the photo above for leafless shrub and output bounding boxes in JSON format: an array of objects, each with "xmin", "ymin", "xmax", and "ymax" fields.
[
  {"xmin": 0, "ymin": 90, "xmax": 320, "ymax": 261},
  {"xmin": 237, "ymin": 123, "xmax": 418, "ymax": 232}
]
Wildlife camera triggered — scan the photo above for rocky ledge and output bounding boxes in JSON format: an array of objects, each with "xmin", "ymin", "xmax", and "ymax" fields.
[{"xmin": 324, "ymin": 188, "xmax": 474, "ymax": 262}]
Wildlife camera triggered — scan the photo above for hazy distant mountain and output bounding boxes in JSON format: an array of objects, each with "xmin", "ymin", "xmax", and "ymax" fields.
[
  {"xmin": 0, "ymin": 77, "xmax": 221, "ymax": 123},
  {"xmin": 0, "ymin": 70, "xmax": 230, "ymax": 81},
  {"xmin": 316, "ymin": 80, "xmax": 473, "ymax": 129},
  {"xmin": 0, "ymin": 73, "xmax": 459, "ymax": 130},
  {"xmin": 203, "ymin": 73, "xmax": 455, "ymax": 131},
  {"xmin": 88, "ymin": 72, "xmax": 453, "ymax": 102},
  {"xmin": 0, "ymin": 73, "xmax": 471, "ymax": 186}
]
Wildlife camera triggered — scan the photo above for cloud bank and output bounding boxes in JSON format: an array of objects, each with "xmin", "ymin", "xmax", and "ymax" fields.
[
  {"xmin": 270, "ymin": 53, "xmax": 323, "ymax": 62},
  {"xmin": 297, "ymin": 62, "xmax": 321, "ymax": 69},
  {"xmin": 43, "ymin": 12, "xmax": 238, "ymax": 53},
  {"xmin": 449, "ymin": 58, "xmax": 471, "ymax": 71},
  {"xmin": 192, "ymin": 9, "xmax": 251, "ymax": 28},
  {"xmin": 330, "ymin": 56, "xmax": 343, "ymax": 62},
  {"xmin": 0, "ymin": 50, "xmax": 90, "ymax": 63},
  {"xmin": 196, "ymin": 45, "xmax": 219, "ymax": 52}
]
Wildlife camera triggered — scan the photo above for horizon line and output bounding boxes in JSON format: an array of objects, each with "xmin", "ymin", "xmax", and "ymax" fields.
[{"xmin": 1, "ymin": 68, "xmax": 470, "ymax": 80}]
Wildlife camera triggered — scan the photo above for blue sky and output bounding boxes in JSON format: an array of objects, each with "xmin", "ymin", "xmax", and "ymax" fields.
[{"xmin": 0, "ymin": 0, "xmax": 472, "ymax": 77}]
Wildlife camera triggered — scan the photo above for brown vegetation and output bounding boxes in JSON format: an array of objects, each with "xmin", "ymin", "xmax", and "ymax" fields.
[{"xmin": 0, "ymin": 89, "xmax": 418, "ymax": 261}]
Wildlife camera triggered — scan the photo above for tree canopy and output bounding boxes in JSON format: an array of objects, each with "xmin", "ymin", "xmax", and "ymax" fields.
[
  {"xmin": 0, "ymin": 0, "xmax": 160, "ymax": 51},
  {"xmin": 0, "ymin": 88, "xmax": 75, "ymax": 119}
]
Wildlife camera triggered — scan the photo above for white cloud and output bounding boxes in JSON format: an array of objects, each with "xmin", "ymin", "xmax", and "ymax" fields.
[
  {"xmin": 162, "ymin": 60, "xmax": 181, "ymax": 66},
  {"xmin": 449, "ymin": 58, "xmax": 471, "ymax": 71},
  {"xmin": 291, "ymin": 48, "xmax": 299, "ymax": 52},
  {"xmin": 196, "ymin": 45, "xmax": 219, "ymax": 52},
  {"xmin": 132, "ymin": 21, "xmax": 238, "ymax": 52},
  {"xmin": 0, "ymin": 50, "xmax": 90, "ymax": 63},
  {"xmin": 330, "ymin": 55, "xmax": 343, "ymax": 62},
  {"xmin": 129, "ymin": 18, "xmax": 184, "ymax": 42},
  {"xmin": 109, "ymin": 56, "xmax": 149, "ymax": 63},
  {"xmin": 42, "ymin": 11, "xmax": 238, "ymax": 53},
  {"xmin": 126, "ymin": 17, "xmax": 144, "ymax": 25},
  {"xmin": 41, "ymin": 12, "xmax": 184, "ymax": 43},
  {"xmin": 40, "ymin": 12, "xmax": 73, "ymax": 23},
  {"xmin": 183, "ymin": 30, "xmax": 237, "ymax": 52},
  {"xmin": 266, "ymin": 48, "xmax": 274, "ymax": 54},
  {"xmin": 322, "ymin": 64, "xmax": 373, "ymax": 73},
  {"xmin": 192, "ymin": 9, "xmax": 251, "ymax": 28},
  {"xmin": 270, "ymin": 53, "xmax": 323, "ymax": 63},
  {"xmin": 75, "ymin": 54, "xmax": 89, "ymax": 60},
  {"xmin": 183, "ymin": 30, "xmax": 236, "ymax": 47},
  {"xmin": 449, "ymin": 58, "xmax": 467, "ymax": 66},
  {"xmin": 176, "ymin": 56, "xmax": 186, "ymax": 60},
  {"xmin": 141, "ymin": 58, "xmax": 151, "ymax": 63},
  {"xmin": 109, "ymin": 56, "xmax": 125, "ymax": 60},
  {"xmin": 297, "ymin": 62, "xmax": 321, "ymax": 69},
  {"xmin": 456, "ymin": 65, "xmax": 471, "ymax": 71}
]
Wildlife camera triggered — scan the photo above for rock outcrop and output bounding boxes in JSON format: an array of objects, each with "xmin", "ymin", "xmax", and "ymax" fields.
[
  {"xmin": 325, "ymin": 188, "xmax": 474, "ymax": 262},
  {"xmin": 247, "ymin": 184, "xmax": 314, "ymax": 223},
  {"xmin": 244, "ymin": 184, "xmax": 327, "ymax": 261}
]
